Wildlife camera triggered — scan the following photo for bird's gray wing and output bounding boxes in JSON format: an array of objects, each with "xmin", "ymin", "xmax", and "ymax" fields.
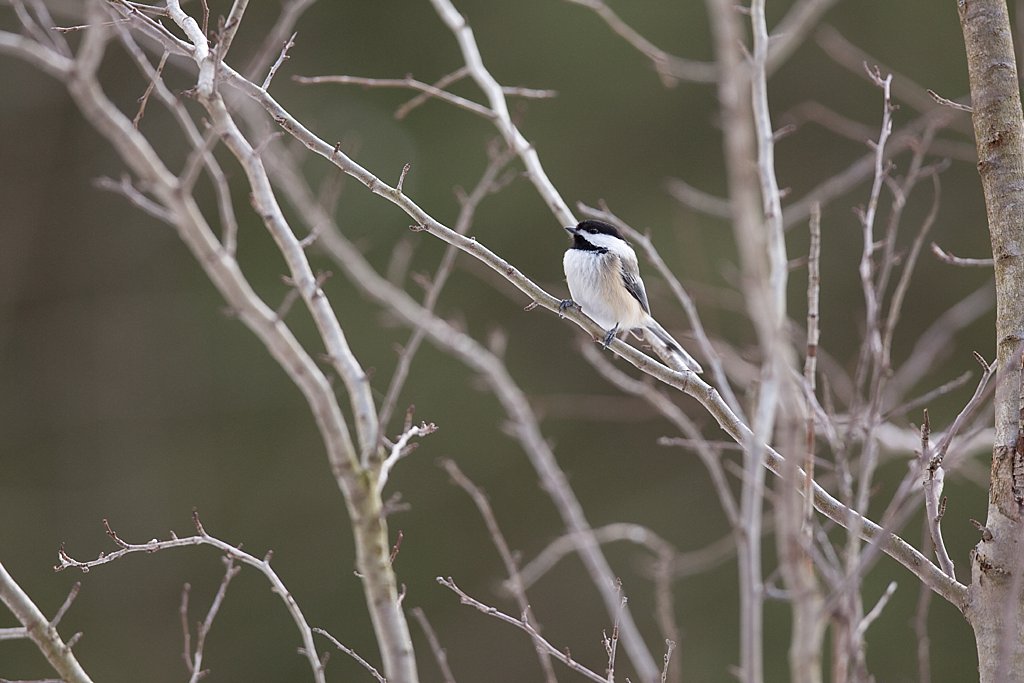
[{"xmin": 619, "ymin": 258, "xmax": 651, "ymax": 314}]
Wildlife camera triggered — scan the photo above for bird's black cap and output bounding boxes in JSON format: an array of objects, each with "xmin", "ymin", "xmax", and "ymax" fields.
[
  {"xmin": 565, "ymin": 219, "xmax": 618, "ymax": 253},
  {"xmin": 573, "ymin": 219, "xmax": 623, "ymax": 239}
]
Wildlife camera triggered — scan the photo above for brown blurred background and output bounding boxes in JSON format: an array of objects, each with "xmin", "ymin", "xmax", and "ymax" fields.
[{"xmin": 0, "ymin": 1, "xmax": 995, "ymax": 680}]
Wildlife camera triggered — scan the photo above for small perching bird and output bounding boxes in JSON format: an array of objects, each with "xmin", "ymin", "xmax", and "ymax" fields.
[{"xmin": 561, "ymin": 219, "xmax": 703, "ymax": 373}]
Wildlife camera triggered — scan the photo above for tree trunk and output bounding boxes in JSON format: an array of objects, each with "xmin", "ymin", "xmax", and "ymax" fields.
[{"xmin": 957, "ymin": 1, "xmax": 1024, "ymax": 680}]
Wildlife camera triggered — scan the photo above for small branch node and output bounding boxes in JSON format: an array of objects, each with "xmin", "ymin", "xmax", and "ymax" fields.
[
  {"xmin": 971, "ymin": 518, "xmax": 994, "ymax": 542},
  {"xmin": 389, "ymin": 530, "xmax": 404, "ymax": 565},
  {"xmin": 397, "ymin": 163, "xmax": 411, "ymax": 193},
  {"xmin": 926, "ymin": 88, "xmax": 972, "ymax": 112}
]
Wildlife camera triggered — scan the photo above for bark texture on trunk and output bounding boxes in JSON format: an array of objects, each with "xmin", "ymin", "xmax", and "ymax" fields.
[{"xmin": 958, "ymin": 1, "xmax": 1024, "ymax": 680}]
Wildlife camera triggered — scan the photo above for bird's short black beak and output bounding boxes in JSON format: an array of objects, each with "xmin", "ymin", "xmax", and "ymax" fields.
[{"xmin": 564, "ymin": 225, "xmax": 577, "ymax": 235}]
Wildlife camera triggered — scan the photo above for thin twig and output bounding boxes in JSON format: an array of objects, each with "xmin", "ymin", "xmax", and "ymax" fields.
[
  {"xmin": 921, "ymin": 410, "xmax": 955, "ymax": 579},
  {"xmin": 565, "ymin": 0, "xmax": 716, "ymax": 85},
  {"xmin": 93, "ymin": 175, "xmax": 174, "ymax": 223},
  {"xmin": 11, "ymin": 0, "xmax": 58, "ymax": 48},
  {"xmin": 853, "ymin": 64, "xmax": 894, "ymax": 401},
  {"xmin": 49, "ymin": 582, "xmax": 81, "ymax": 629},
  {"xmin": 187, "ymin": 556, "xmax": 241, "ymax": 683},
  {"xmin": 914, "ymin": 541, "xmax": 934, "ymax": 683},
  {"xmin": 293, "ymin": 74, "xmax": 496, "ymax": 120},
  {"xmin": 664, "ymin": 177, "xmax": 732, "ymax": 218},
  {"xmin": 312, "ymin": 628, "xmax": 385, "ymax": 683},
  {"xmin": 22, "ymin": 0, "xmax": 67, "ymax": 57},
  {"xmin": 927, "ymin": 88, "xmax": 973, "ymax": 112},
  {"xmin": 180, "ymin": 583, "xmax": 193, "ymax": 674},
  {"xmin": 781, "ymin": 100, "xmax": 976, "ymax": 162},
  {"xmin": 603, "ymin": 581, "xmax": 626, "ymax": 682},
  {"xmin": 277, "ymin": 271, "xmax": 330, "ymax": 322},
  {"xmin": 804, "ymin": 203, "xmax": 822, "ymax": 521},
  {"xmin": 930, "ymin": 242, "xmax": 995, "ymax": 267},
  {"xmin": 243, "ymin": 0, "xmax": 316, "ymax": 79},
  {"xmin": 52, "ymin": 19, "xmax": 129, "ymax": 34},
  {"xmin": 395, "ymin": 67, "xmax": 468, "ymax": 119},
  {"xmin": 880, "ymin": 169, "xmax": 947, "ymax": 376},
  {"xmin": 55, "ymin": 514, "xmax": 324, "ymax": 683},
  {"xmin": 661, "ymin": 639, "xmax": 677, "ymax": 683},
  {"xmin": 376, "ymin": 145, "xmax": 516, "ymax": 435},
  {"xmin": 437, "ymin": 576, "xmax": 607, "ymax": 683},
  {"xmin": 441, "ymin": 459, "xmax": 558, "ymax": 682},
  {"xmin": 178, "ymin": 124, "xmax": 220, "ymax": 192},
  {"xmin": 396, "ymin": 162, "xmax": 411, "ymax": 194},
  {"xmin": 261, "ymin": 31, "xmax": 296, "ymax": 91},
  {"xmin": 883, "ymin": 371, "xmax": 973, "ymax": 420},
  {"xmin": 514, "ymin": 522, "xmax": 731, "ymax": 590},
  {"xmin": 216, "ymin": 0, "xmax": 249, "ymax": 65},
  {"xmin": 411, "ymin": 607, "xmax": 457, "ymax": 683},
  {"xmin": 933, "ymin": 353, "xmax": 995, "ymax": 463},
  {"xmin": 199, "ymin": 0, "xmax": 209, "ymax": 37},
  {"xmin": 132, "ymin": 49, "xmax": 168, "ymax": 127},
  {"xmin": 816, "ymin": 25, "xmax": 972, "ymax": 133},
  {"xmin": 889, "ymin": 284, "xmax": 995, "ymax": 397},
  {"xmin": 376, "ymin": 421, "xmax": 437, "ymax": 495},
  {"xmin": 855, "ymin": 581, "xmax": 898, "ymax": 638},
  {"xmin": 111, "ymin": 25, "xmax": 240, "ymax": 255},
  {"xmin": 0, "ymin": 626, "xmax": 29, "ymax": 641}
]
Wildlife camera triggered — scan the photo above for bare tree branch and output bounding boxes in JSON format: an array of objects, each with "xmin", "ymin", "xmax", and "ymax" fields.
[
  {"xmin": 312, "ymin": 627, "xmax": 386, "ymax": 683},
  {"xmin": 931, "ymin": 242, "xmax": 995, "ymax": 267},
  {"xmin": 920, "ymin": 411, "xmax": 956, "ymax": 579},
  {"xmin": 261, "ymin": 30, "xmax": 295, "ymax": 91},
  {"xmin": 411, "ymin": 608, "xmax": 458, "ymax": 683},
  {"xmin": 441, "ymin": 459, "xmax": 558, "ymax": 683},
  {"xmin": 0, "ymin": 562, "xmax": 92, "ymax": 683},
  {"xmin": 54, "ymin": 514, "xmax": 324, "ymax": 682},
  {"xmin": 292, "ymin": 74, "xmax": 497, "ymax": 120},
  {"xmin": 437, "ymin": 576, "xmax": 608, "ymax": 683},
  {"xmin": 428, "ymin": 0, "xmax": 576, "ymax": 227},
  {"xmin": 183, "ymin": 556, "xmax": 240, "ymax": 683},
  {"xmin": 564, "ymin": 0, "xmax": 717, "ymax": 85}
]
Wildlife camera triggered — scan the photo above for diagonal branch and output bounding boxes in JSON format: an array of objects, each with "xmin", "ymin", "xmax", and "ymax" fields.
[
  {"xmin": 427, "ymin": 0, "xmax": 575, "ymax": 226},
  {"xmin": 437, "ymin": 576, "xmax": 608, "ymax": 683},
  {"xmin": 313, "ymin": 628, "xmax": 387, "ymax": 682},
  {"xmin": 293, "ymin": 74, "xmax": 496, "ymax": 119},
  {"xmin": 0, "ymin": 561, "xmax": 92, "ymax": 683}
]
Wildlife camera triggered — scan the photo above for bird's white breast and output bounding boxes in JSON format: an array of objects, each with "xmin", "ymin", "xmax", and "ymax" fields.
[{"xmin": 563, "ymin": 249, "xmax": 646, "ymax": 330}]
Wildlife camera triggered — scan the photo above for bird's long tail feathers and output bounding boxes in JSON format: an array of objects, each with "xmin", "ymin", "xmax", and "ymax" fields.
[{"xmin": 643, "ymin": 320, "xmax": 703, "ymax": 374}]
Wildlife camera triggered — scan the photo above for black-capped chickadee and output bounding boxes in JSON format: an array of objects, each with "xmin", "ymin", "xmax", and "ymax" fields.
[{"xmin": 561, "ymin": 219, "xmax": 703, "ymax": 373}]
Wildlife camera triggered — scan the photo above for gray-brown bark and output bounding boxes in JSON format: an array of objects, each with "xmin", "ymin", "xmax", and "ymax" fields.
[
  {"xmin": 957, "ymin": 1, "xmax": 1024, "ymax": 680},
  {"xmin": 0, "ymin": 562, "xmax": 93, "ymax": 683}
]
